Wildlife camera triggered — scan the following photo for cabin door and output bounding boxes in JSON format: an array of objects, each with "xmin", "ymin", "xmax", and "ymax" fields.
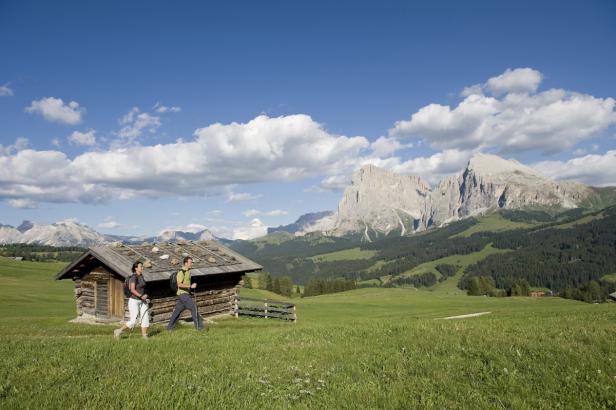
[{"xmin": 109, "ymin": 277, "xmax": 125, "ymax": 319}]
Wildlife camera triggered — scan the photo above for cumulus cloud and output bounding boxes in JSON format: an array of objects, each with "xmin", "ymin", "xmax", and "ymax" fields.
[
  {"xmin": 315, "ymin": 149, "xmax": 473, "ymax": 190},
  {"xmin": 0, "ymin": 137, "xmax": 29, "ymax": 155},
  {"xmin": 98, "ymin": 217, "xmax": 121, "ymax": 229},
  {"xmin": 153, "ymin": 102, "xmax": 181, "ymax": 113},
  {"xmin": 117, "ymin": 107, "xmax": 161, "ymax": 141},
  {"xmin": 68, "ymin": 129, "xmax": 96, "ymax": 146},
  {"xmin": 532, "ymin": 150, "xmax": 616, "ymax": 187},
  {"xmin": 0, "ymin": 114, "xmax": 371, "ymax": 205},
  {"xmin": 51, "ymin": 138, "xmax": 61, "ymax": 147},
  {"xmin": 392, "ymin": 68, "xmax": 616, "ymax": 155},
  {"xmin": 0, "ymin": 83, "xmax": 14, "ymax": 96},
  {"xmin": 232, "ymin": 218, "xmax": 268, "ymax": 240},
  {"xmin": 25, "ymin": 97, "xmax": 84, "ymax": 125},
  {"xmin": 7, "ymin": 198, "xmax": 38, "ymax": 209},
  {"xmin": 369, "ymin": 136, "xmax": 411, "ymax": 157}
]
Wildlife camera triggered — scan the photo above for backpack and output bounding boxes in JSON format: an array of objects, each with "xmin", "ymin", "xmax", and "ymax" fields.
[
  {"xmin": 170, "ymin": 270, "xmax": 180, "ymax": 292},
  {"xmin": 123, "ymin": 274, "xmax": 136, "ymax": 298}
]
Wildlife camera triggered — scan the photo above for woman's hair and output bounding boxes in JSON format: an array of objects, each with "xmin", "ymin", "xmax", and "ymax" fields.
[
  {"xmin": 131, "ymin": 260, "xmax": 143, "ymax": 273},
  {"xmin": 183, "ymin": 256, "xmax": 193, "ymax": 265}
]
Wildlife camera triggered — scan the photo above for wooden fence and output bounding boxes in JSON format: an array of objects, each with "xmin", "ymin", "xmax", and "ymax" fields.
[{"xmin": 234, "ymin": 296, "xmax": 296, "ymax": 322}]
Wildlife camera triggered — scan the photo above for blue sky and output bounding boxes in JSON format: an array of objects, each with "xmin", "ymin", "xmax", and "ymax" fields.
[{"xmin": 1, "ymin": 0, "xmax": 615, "ymax": 239}]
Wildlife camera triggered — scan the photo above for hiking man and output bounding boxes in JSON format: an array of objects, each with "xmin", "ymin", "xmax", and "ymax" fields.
[
  {"xmin": 114, "ymin": 260, "xmax": 150, "ymax": 340},
  {"xmin": 167, "ymin": 256, "xmax": 204, "ymax": 331}
]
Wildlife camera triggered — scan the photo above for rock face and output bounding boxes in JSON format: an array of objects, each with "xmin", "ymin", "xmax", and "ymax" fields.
[
  {"xmin": 305, "ymin": 153, "xmax": 608, "ymax": 240},
  {"xmin": 268, "ymin": 211, "xmax": 334, "ymax": 235},
  {"xmin": 332, "ymin": 165, "xmax": 432, "ymax": 239},
  {"xmin": 430, "ymin": 154, "xmax": 595, "ymax": 225},
  {"xmin": 156, "ymin": 228, "xmax": 216, "ymax": 242}
]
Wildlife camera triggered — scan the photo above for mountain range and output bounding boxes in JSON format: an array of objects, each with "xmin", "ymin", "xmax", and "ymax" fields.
[
  {"xmin": 0, "ymin": 220, "xmax": 219, "ymax": 247},
  {"xmin": 272, "ymin": 153, "xmax": 616, "ymax": 241},
  {"xmin": 2, "ymin": 153, "xmax": 615, "ymax": 247}
]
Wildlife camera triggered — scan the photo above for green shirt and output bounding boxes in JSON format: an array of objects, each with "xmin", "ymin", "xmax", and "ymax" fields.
[{"xmin": 176, "ymin": 269, "xmax": 191, "ymax": 296}]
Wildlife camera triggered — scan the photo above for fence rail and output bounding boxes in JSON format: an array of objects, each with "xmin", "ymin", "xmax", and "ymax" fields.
[{"xmin": 234, "ymin": 296, "xmax": 296, "ymax": 322}]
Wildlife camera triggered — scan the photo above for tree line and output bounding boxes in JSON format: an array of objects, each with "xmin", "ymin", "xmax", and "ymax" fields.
[{"xmin": 0, "ymin": 244, "xmax": 85, "ymax": 262}]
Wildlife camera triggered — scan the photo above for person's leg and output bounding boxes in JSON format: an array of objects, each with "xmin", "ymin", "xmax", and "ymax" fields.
[
  {"xmin": 115, "ymin": 298, "xmax": 139, "ymax": 339},
  {"xmin": 166, "ymin": 297, "xmax": 185, "ymax": 331},
  {"xmin": 139, "ymin": 301, "xmax": 150, "ymax": 338},
  {"xmin": 183, "ymin": 294, "xmax": 203, "ymax": 330}
]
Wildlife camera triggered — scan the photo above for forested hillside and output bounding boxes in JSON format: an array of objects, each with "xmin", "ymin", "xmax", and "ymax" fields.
[{"xmin": 232, "ymin": 207, "xmax": 616, "ymax": 294}]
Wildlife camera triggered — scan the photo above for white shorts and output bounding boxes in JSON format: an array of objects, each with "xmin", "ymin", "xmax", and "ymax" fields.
[{"xmin": 126, "ymin": 298, "xmax": 150, "ymax": 328}]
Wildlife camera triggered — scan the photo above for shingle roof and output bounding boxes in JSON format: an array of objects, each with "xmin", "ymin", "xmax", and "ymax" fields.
[{"xmin": 55, "ymin": 240, "xmax": 262, "ymax": 281}]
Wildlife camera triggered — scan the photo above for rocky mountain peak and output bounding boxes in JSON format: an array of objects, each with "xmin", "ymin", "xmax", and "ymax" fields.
[
  {"xmin": 466, "ymin": 153, "xmax": 544, "ymax": 181},
  {"xmin": 308, "ymin": 154, "xmax": 612, "ymax": 240},
  {"xmin": 17, "ymin": 220, "xmax": 34, "ymax": 233}
]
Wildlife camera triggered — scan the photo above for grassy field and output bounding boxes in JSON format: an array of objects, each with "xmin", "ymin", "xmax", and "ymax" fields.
[
  {"xmin": 308, "ymin": 247, "xmax": 377, "ymax": 262},
  {"xmin": 1, "ymin": 257, "xmax": 615, "ymax": 409},
  {"xmin": 450, "ymin": 213, "xmax": 536, "ymax": 238}
]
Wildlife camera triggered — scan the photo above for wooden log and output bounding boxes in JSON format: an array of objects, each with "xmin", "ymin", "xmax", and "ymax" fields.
[
  {"xmin": 151, "ymin": 304, "xmax": 233, "ymax": 323},
  {"xmin": 150, "ymin": 301, "xmax": 233, "ymax": 316}
]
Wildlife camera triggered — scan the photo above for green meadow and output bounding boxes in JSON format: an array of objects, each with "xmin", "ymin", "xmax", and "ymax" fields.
[{"xmin": 1, "ymin": 257, "xmax": 615, "ymax": 409}]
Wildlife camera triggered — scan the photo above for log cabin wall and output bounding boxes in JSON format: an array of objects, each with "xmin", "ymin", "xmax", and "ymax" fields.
[
  {"xmin": 74, "ymin": 266, "xmax": 113, "ymax": 320},
  {"xmin": 125, "ymin": 272, "xmax": 244, "ymax": 323}
]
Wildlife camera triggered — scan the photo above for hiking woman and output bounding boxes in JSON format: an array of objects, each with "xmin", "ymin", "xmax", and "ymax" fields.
[{"xmin": 114, "ymin": 261, "xmax": 150, "ymax": 340}]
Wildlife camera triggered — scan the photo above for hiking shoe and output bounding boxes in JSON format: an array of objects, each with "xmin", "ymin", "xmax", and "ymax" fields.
[{"xmin": 113, "ymin": 329, "xmax": 122, "ymax": 340}]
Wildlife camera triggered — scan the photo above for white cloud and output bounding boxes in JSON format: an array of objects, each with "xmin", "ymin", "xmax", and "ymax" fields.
[
  {"xmin": 51, "ymin": 138, "xmax": 61, "ymax": 147},
  {"xmin": 0, "ymin": 113, "xmax": 450, "ymax": 206},
  {"xmin": 25, "ymin": 97, "xmax": 84, "ymax": 125},
  {"xmin": 265, "ymin": 209, "xmax": 288, "ymax": 216},
  {"xmin": 486, "ymin": 68, "xmax": 543, "ymax": 95},
  {"xmin": 0, "ymin": 137, "xmax": 29, "ymax": 155},
  {"xmin": 7, "ymin": 198, "xmax": 38, "ymax": 209},
  {"xmin": 242, "ymin": 209, "xmax": 260, "ymax": 217},
  {"xmin": 68, "ymin": 129, "xmax": 96, "ymax": 146},
  {"xmin": 117, "ymin": 107, "xmax": 161, "ymax": 140},
  {"xmin": 0, "ymin": 83, "xmax": 14, "ymax": 97},
  {"xmin": 369, "ymin": 136, "xmax": 410, "ymax": 157},
  {"xmin": 532, "ymin": 150, "xmax": 616, "ymax": 187},
  {"xmin": 391, "ymin": 68, "xmax": 616, "ymax": 155},
  {"xmin": 153, "ymin": 102, "xmax": 181, "ymax": 113},
  {"xmin": 232, "ymin": 218, "xmax": 268, "ymax": 240},
  {"xmin": 98, "ymin": 217, "xmax": 121, "ymax": 229},
  {"xmin": 227, "ymin": 191, "xmax": 262, "ymax": 202}
]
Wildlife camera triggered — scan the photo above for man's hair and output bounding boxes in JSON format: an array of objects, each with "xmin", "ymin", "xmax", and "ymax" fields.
[
  {"xmin": 131, "ymin": 260, "xmax": 143, "ymax": 273},
  {"xmin": 183, "ymin": 256, "xmax": 193, "ymax": 265}
]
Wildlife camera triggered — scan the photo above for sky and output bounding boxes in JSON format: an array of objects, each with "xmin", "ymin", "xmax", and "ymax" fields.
[{"xmin": 1, "ymin": 0, "xmax": 615, "ymax": 239}]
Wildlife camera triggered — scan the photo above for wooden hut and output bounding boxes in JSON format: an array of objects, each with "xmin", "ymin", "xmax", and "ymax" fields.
[{"xmin": 55, "ymin": 240, "xmax": 262, "ymax": 324}]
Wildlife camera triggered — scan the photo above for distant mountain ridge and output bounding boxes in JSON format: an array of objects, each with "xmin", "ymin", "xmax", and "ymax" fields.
[
  {"xmin": 0, "ymin": 220, "xmax": 222, "ymax": 247},
  {"xmin": 268, "ymin": 211, "xmax": 334, "ymax": 234},
  {"xmin": 289, "ymin": 153, "xmax": 615, "ymax": 240}
]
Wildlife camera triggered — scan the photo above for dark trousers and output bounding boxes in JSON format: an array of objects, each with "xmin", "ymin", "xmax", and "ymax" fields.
[{"xmin": 167, "ymin": 293, "xmax": 203, "ymax": 330}]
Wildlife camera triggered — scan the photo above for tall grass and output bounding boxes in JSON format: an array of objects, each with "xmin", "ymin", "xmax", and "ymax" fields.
[{"xmin": 1, "ymin": 257, "xmax": 615, "ymax": 409}]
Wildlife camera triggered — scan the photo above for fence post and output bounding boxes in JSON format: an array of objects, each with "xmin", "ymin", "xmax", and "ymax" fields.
[
  {"xmin": 234, "ymin": 295, "xmax": 239, "ymax": 319},
  {"xmin": 264, "ymin": 302, "xmax": 268, "ymax": 319},
  {"xmin": 293, "ymin": 305, "xmax": 297, "ymax": 323}
]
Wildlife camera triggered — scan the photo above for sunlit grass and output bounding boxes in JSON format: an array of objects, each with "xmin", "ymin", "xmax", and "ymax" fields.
[{"xmin": 1, "ymin": 257, "xmax": 615, "ymax": 409}]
